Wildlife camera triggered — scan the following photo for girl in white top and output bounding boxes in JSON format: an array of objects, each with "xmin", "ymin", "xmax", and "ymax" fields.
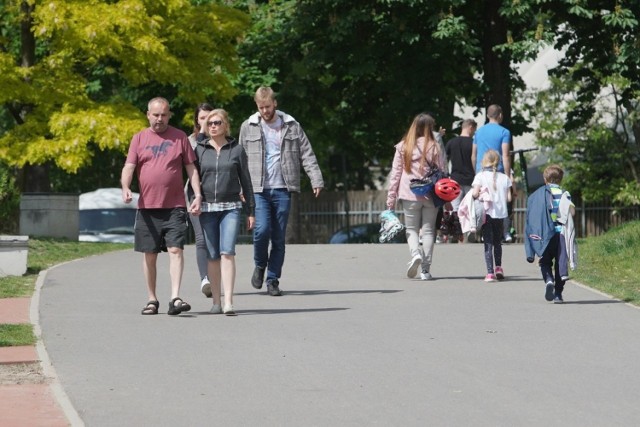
[{"xmin": 471, "ymin": 149, "xmax": 512, "ymax": 282}]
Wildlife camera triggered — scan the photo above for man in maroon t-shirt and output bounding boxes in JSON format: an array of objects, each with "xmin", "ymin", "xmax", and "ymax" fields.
[{"xmin": 121, "ymin": 97, "xmax": 202, "ymax": 316}]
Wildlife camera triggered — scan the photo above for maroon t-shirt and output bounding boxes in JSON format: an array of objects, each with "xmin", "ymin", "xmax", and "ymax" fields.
[{"xmin": 125, "ymin": 126, "xmax": 196, "ymax": 209}]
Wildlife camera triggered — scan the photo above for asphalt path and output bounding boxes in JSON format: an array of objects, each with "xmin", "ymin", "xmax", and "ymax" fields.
[{"xmin": 39, "ymin": 243, "xmax": 640, "ymax": 426}]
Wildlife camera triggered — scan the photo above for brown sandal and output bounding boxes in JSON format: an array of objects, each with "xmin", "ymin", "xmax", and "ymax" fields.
[{"xmin": 141, "ymin": 301, "xmax": 159, "ymax": 315}]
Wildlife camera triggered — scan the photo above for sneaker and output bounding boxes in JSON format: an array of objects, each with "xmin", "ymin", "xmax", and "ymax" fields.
[
  {"xmin": 561, "ymin": 275, "xmax": 570, "ymax": 281},
  {"xmin": 406, "ymin": 255, "xmax": 422, "ymax": 278},
  {"xmin": 495, "ymin": 266, "xmax": 504, "ymax": 280},
  {"xmin": 201, "ymin": 277, "xmax": 212, "ymax": 298},
  {"xmin": 223, "ymin": 304, "xmax": 237, "ymax": 316},
  {"xmin": 545, "ymin": 281, "xmax": 555, "ymax": 301},
  {"xmin": 484, "ymin": 273, "xmax": 497, "ymax": 282},
  {"xmin": 267, "ymin": 280, "xmax": 282, "ymax": 296},
  {"xmin": 420, "ymin": 271, "xmax": 432, "ymax": 281},
  {"xmin": 209, "ymin": 304, "xmax": 222, "ymax": 314},
  {"xmin": 504, "ymin": 234, "xmax": 513, "ymax": 243},
  {"xmin": 251, "ymin": 266, "xmax": 265, "ymax": 289},
  {"xmin": 553, "ymin": 294, "xmax": 564, "ymax": 304}
]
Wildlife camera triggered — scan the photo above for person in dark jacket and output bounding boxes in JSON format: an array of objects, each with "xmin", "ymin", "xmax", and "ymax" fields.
[
  {"xmin": 445, "ymin": 118, "xmax": 477, "ymax": 242},
  {"xmin": 196, "ymin": 109, "xmax": 255, "ymax": 316},
  {"xmin": 446, "ymin": 118, "xmax": 477, "ymax": 212}
]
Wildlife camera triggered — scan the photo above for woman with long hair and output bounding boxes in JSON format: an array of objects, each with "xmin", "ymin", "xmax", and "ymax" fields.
[{"xmin": 386, "ymin": 113, "xmax": 448, "ymax": 280}]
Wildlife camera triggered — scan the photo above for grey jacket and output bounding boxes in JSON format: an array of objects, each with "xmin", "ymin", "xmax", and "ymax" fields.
[{"xmin": 238, "ymin": 110, "xmax": 324, "ymax": 193}]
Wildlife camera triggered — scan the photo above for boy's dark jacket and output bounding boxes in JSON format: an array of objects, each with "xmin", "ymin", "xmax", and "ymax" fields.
[{"xmin": 524, "ymin": 185, "xmax": 555, "ymax": 261}]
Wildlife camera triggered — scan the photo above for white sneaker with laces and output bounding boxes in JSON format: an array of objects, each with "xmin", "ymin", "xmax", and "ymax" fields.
[
  {"xmin": 210, "ymin": 304, "xmax": 222, "ymax": 314},
  {"xmin": 420, "ymin": 271, "xmax": 432, "ymax": 281},
  {"xmin": 406, "ymin": 255, "xmax": 422, "ymax": 278},
  {"xmin": 201, "ymin": 277, "xmax": 212, "ymax": 298}
]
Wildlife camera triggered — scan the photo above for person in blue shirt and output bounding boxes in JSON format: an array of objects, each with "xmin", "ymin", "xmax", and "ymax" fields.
[
  {"xmin": 471, "ymin": 105, "xmax": 512, "ymax": 176},
  {"xmin": 472, "ymin": 104, "xmax": 515, "ymax": 242}
]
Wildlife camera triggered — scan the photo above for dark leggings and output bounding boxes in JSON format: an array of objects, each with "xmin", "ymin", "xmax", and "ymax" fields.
[
  {"xmin": 482, "ymin": 216, "xmax": 504, "ymax": 274},
  {"xmin": 540, "ymin": 233, "xmax": 567, "ymax": 294}
]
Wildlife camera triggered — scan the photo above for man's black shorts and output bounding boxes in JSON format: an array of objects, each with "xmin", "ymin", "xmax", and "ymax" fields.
[{"xmin": 134, "ymin": 208, "xmax": 188, "ymax": 253}]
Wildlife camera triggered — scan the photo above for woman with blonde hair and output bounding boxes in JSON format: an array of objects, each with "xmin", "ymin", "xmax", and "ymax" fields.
[
  {"xmin": 196, "ymin": 109, "xmax": 255, "ymax": 315},
  {"xmin": 386, "ymin": 113, "xmax": 448, "ymax": 280},
  {"xmin": 471, "ymin": 149, "xmax": 512, "ymax": 282}
]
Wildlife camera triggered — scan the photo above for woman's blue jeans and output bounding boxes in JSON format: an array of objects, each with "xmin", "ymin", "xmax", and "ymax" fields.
[
  {"xmin": 253, "ymin": 189, "xmax": 291, "ymax": 282},
  {"xmin": 199, "ymin": 208, "xmax": 241, "ymax": 259}
]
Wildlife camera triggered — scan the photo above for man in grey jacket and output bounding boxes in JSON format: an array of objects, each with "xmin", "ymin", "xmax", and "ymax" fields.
[{"xmin": 239, "ymin": 86, "xmax": 324, "ymax": 296}]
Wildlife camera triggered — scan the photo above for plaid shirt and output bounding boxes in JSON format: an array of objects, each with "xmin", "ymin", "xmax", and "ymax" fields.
[{"xmin": 200, "ymin": 201, "xmax": 243, "ymax": 213}]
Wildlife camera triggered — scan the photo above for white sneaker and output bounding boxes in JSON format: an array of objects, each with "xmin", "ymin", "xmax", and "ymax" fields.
[
  {"xmin": 223, "ymin": 305, "xmax": 237, "ymax": 316},
  {"xmin": 201, "ymin": 278, "xmax": 212, "ymax": 298},
  {"xmin": 209, "ymin": 304, "xmax": 222, "ymax": 314},
  {"xmin": 406, "ymin": 255, "xmax": 422, "ymax": 278},
  {"xmin": 420, "ymin": 272, "xmax": 432, "ymax": 281}
]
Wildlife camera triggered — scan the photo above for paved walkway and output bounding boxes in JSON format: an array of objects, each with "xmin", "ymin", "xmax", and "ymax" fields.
[{"xmin": 6, "ymin": 243, "xmax": 640, "ymax": 426}]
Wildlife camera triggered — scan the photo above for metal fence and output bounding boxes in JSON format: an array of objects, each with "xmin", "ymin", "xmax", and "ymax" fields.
[{"xmin": 292, "ymin": 191, "xmax": 640, "ymax": 243}]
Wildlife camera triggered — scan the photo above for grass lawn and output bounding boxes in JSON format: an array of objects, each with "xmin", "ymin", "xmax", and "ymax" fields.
[
  {"xmin": 572, "ymin": 220, "xmax": 640, "ymax": 304},
  {"xmin": 0, "ymin": 238, "xmax": 129, "ymax": 346},
  {"xmin": 0, "ymin": 324, "xmax": 36, "ymax": 346},
  {"xmin": 0, "ymin": 239, "xmax": 129, "ymax": 298}
]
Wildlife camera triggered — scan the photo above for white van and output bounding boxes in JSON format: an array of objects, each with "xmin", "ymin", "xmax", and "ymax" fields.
[{"xmin": 79, "ymin": 188, "xmax": 138, "ymax": 243}]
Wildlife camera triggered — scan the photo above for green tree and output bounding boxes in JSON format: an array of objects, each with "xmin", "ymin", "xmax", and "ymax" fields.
[
  {"xmin": 434, "ymin": 0, "xmax": 640, "ymax": 204},
  {"xmin": 246, "ymin": 0, "xmax": 480, "ymax": 190},
  {"xmin": 504, "ymin": 1, "xmax": 640, "ymax": 204},
  {"xmin": 433, "ymin": 1, "xmax": 538, "ymax": 136},
  {"xmin": 0, "ymin": 0, "xmax": 248, "ymax": 192}
]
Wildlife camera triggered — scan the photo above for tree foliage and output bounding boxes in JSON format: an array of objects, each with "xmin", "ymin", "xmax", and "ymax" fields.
[
  {"xmin": 236, "ymin": 0, "xmax": 480, "ymax": 190},
  {"xmin": 1, "ymin": 0, "xmax": 637, "ymax": 206},
  {"xmin": 0, "ymin": 0, "xmax": 248, "ymax": 191},
  {"xmin": 432, "ymin": 0, "xmax": 640, "ymax": 204},
  {"xmin": 514, "ymin": 1, "xmax": 640, "ymax": 204}
]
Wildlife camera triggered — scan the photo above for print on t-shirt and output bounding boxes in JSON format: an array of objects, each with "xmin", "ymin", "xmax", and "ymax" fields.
[{"xmin": 147, "ymin": 140, "xmax": 174, "ymax": 158}]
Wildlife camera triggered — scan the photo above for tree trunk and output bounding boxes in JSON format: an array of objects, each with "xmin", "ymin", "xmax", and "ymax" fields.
[
  {"xmin": 16, "ymin": 1, "xmax": 50, "ymax": 193},
  {"xmin": 21, "ymin": 1, "xmax": 35, "ymax": 68},
  {"xmin": 481, "ymin": 0, "xmax": 512, "ymax": 123},
  {"xmin": 481, "ymin": 0, "xmax": 514, "ymax": 155},
  {"xmin": 17, "ymin": 164, "xmax": 51, "ymax": 192}
]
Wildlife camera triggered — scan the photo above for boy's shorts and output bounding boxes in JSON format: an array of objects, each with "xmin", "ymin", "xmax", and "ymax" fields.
[{"xmin": 134, "ymin": 208, "xmax": 188, "ymax": 253}]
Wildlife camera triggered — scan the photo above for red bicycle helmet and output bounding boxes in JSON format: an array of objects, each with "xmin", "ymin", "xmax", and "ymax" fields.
[{"xmin": 434, "ymin": 178, "xmax": 461, "ymax": 202}]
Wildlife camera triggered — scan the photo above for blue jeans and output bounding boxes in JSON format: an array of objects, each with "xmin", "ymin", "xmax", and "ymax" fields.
[
  {"xmin": 253, "ymin": 189, "xmax": 291, "ymax": 282},
  {"xmin": 199, "ymin": 209, "xmax": 241, "ymax": 260}
]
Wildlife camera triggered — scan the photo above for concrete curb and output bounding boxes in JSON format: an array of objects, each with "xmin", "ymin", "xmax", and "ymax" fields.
[{"xmin": 31, "ymin": 265, "xmax": 85, "ymax": 427}]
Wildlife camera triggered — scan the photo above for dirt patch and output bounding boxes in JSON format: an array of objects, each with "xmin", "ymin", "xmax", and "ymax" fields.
[{"xmin": 0, "ymin": 363, "xmax": 48, "ymax": 385}]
